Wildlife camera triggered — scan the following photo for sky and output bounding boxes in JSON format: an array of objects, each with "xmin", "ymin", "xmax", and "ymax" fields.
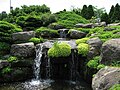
[{"xmin": 0, "ymin": 0, "xmax": 120, "ymax": 13}]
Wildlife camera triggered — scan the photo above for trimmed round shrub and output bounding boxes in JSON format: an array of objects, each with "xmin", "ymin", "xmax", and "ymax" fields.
[
  {"xmin": 48, "ymin": 42, "xmax": 71, "ymax": 58},
  {"xmin": 76, "ymin": 38, "xmax": 89, "ymax": 45},
  {"xmin": 109, "ymin": 84, "xmax": 120, "ymax": 90},
  {"xmin": 29, "ymin": 37, "xmax": 44, "ymax": 44},
  {"xmin": 77, "ymin": 43, "xmax": 89, "ymax": 56}
]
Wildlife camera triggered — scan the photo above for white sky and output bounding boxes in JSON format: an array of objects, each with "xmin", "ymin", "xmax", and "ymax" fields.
[{"xmin": 0, "ymin": 0, "xmax": 120, "ymax": 13}]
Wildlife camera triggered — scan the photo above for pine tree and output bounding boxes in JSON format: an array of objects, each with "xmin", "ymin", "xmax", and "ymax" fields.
[
  {"xmin": 101, "ymin": 13, "xmax": 110, "ymax": 24},
  {"xmin": 87, "ymin": 5, "xmax": 94, "ymax": 19},
  {"xmin": 109, "ymin": 5, "xmax": 114, "ymax": 22},
  {"xmin": 111, "ymin": 3, "xmax": 120, "ymax": 22},
  {"xmin": 81, "ymin": 5, "xmax": 88, "ymax": 19}
]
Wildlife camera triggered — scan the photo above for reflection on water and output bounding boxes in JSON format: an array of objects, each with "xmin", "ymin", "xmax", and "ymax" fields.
[{"xmin": 0, "ymin": 79, "xmax": 92, "ymax": 90}]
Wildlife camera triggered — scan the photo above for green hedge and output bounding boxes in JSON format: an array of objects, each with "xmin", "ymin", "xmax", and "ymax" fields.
[{"xmin": 48, "ymin": 42, "xmax": 71, "ymax": 58}]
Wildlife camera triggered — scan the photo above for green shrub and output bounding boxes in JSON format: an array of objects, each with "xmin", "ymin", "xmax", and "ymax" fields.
[
  {"xmin": 0, "ymin": 42, "xmax": 10, "ymax": 51},
  {"xmin": 56, "ymin": 11, "xmax": 89, "ymax": 28},
  {"xmin": 109, "ymin": 84, "xmax": 120, "ymax": 90},
  {"xmin": 7, "ymin": 56, "xmax": 17, "ymax": 62},
  {"xmin": 76, "ymin": 38, "xmax": 89, "ymax": 45},
  {"xmin": 77, "ymin": 43, "xmax": 89, "ymax": 56},
  {"xmin": 35, "ymin": 27, "xmax": 58, "ymax": 38},
  {"xmin": 48, "ymin": 42, "xmax": 71, "ymax": 57},
  {"xmin": 2, "ymin": 67, "xmax": 12, "ymax": 74},
  {"xmin": 87, "ymin": 56, "xmax": 100, "ymax": 69},
  {"xmin": 29, "ymin": 37, "xmax": 44, "ymax": 44},
  {"xmin": 0, "ymin": 21, "xmax": 22, "ymax": 42}
]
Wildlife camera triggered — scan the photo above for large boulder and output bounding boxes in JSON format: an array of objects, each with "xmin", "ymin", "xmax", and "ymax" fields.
[
  {"xmin": 12, "ymin": 31, "xmax": 35, "ymax": 42},
  {"xmin": 87, "ymin": 37, "xmax": 103, "ymax": 60},
  {"xmin": 100, "ymin": 39, "xmax": 120, "ymax": 65},
  {"xmin": 92, "ymin": 66, "xmax": 120, "ymax": 90},
  {"xmin": 69, "ymin": 30, "xmax": 86, "ymax": 39},
  {"xmin": 10, "ymin": 42, "xmax": 35, "ymax": 57},
  {"xmin": 48, "ymin": 23, "xmax": 65, "ymax": 30}
]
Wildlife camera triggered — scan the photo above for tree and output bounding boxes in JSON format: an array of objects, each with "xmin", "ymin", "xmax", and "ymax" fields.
[
  {"xmin": 81, "ymin": 5, "xmax": 88, "ymax": 19},
  {"xmin": 101, "ymin": 13, "xmax": 110, "ymax": 24},
  {"xmin": 111, "ymin": 3, "xmax": 120, "ymax": 22},
  {"xmin": 0, "ymin": 11, "xmax": 7, "ymax": 20},
  {"xmin": 109, "ymin": 5, "xmax": 114, "ymax": 23},
  {"xmin": 87, "ymin": 5, "xmax": 94, "ymax": 19}
]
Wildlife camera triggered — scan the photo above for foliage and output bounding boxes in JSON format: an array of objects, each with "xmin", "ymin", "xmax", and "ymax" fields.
[
  {"xmin": 77, "ymin": 43, "xmax": 89, "ymax": 56},
  {"xmin": 87, "ymin": 56, "xmax": 100, "ymax": 69},
  {"xmin": 29, "ymin": 37, "xmax": 44, "ymax": 44},
  {"xmin": 48, "ymin": 42, "xmax": 71, "ymax": 58},
  {"xmin": 35, "ymin": 27, "xmax": 58, "ymax": 38},
  {"xmin": 87, "ymin": 5, "xmax": 94, "ymax": 19},
  {"xmin": 111, "ymin": 61, "xmax": 120, "ymax": 67},
  {"xmin": 109, "ymin": 84, "xmax": 120, "ymax": 90},
  {"xmin": 97, "ymin": 64, "xmax": 105, "ymax": 70},
  {"xmin": 56, "ymin": 11, "xmax": 88, "ymax": 28},
  {"xmin": 0, "ymin": 21, "xmax": 22, "ymax": 42},
  {"xmin": 81, "ymin": 5, "xmax": 88, "ymax": 19},
  {"xmin": 2, "ymin": 67, "xmax": 12, "ymax": 74},
  {"xmin": 7, "ymin": 56, "xmax": 17, "ymax": 62},
  {"xmin": 41, "ymin": 13, "xmax": 57, "ymax": 26},
  {"xmin": 109, "ymin": 5, "xmax": 115, "ymax": 23},
  {"xmin": 0, "ymin": 42, "xmax": 10, "ymax": 51},
  {"xmin": 76, "ymin": 38, "xmax": 89, "ymax": 45},
  {"xmin": 101, "ymin": 13, "xmax": 110, "ymax": 24}
]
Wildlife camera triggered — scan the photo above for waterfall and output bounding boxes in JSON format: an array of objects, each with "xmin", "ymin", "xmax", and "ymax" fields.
[{"xmin": 34, "ymin": 44, "xmax": 43, "ymax": 80}]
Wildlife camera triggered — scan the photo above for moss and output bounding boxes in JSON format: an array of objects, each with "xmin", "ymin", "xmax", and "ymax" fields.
[
  {"xmin": 2, "ymin": 67, "xmax": 12, "ymax": 74},
  {"xmin": 48, "ymin": 42, "xmax": 71, "ymax": 58},
  {"xmin": 77, "ymin": 43, "xmax": 89, "ymax": 56},
  {"xmin": 7, "ymin": 56, "xmax": 18, "ymax": 62},
  {"xmin": 109, "ymin": 84, "xmax": 120, "ymax": 90},
  {"xmin": 97, "ymin": 64, "xmax": 105, "ymax": 70},
  {"xmin": 76, "ymin": 38, "xmax": 89, "ymax": 45},
  {"xmin": 29, "ymin": 37, "xmax": 44, "ymax": 44}
]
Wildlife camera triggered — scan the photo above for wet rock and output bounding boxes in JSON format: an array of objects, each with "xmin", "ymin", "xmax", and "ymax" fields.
[
  {"xmin": 58, "ymin": 29, "xmax": 69, "ymax": 38},
  {"xmin": 12, "ymin": 31, "xmax": 35, "ymax": 43},
  {"xmin": 108, "ymin": 23, "xmax": 120, "ymax": 26},
  {"xmin": 0, "ymin": 60, "xmax": 9, "ymax": 69},
  {"xmin": 100, "ymin": 39, "xmax": 120, "ymax": 65},
  {"xmin": 10, "ymin": 42, "xmax": 35, "ymax": 57},
  {"xmin": 87, "ymin": 37, "xmax": 103, "ymax": 60},
  {"xmin": 69, "ymin": 30, "xmax": 86, "ymax": 39},
  {"xmin": 92, "ymin": 66, "xmax": 120, "ymax": 90}
]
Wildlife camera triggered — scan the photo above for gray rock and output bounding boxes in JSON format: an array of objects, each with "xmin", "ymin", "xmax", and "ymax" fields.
[
  {"xmin": 87, "ymin": 37, "xmax": 103, "ymax": 60},
  {"xmin": 75, "ymin": 23, "xmax": 93, "ymax": 28},
  {"xmin": 10, "ymin": 42, "xmax": 35, "ymax": 57},
  {"xmin": 108, "ymin": 23, "xmax": 120, "ymax": 26},
  {"xmin": 100, "ymin": 39, "xmax": 120, "ymax": 65},
  {"xmin": 69, "ymin": 30, "xmax": 86, "ymax": 39},
  {"xmin": 58, "ymin": 29, "xmax": 69, "ymax": 38},
  {"xmin": 0, "ymin": 60, "xmax": 9, "ymax": 69},
  {"xmin": 94, "ymin": 22, "xmax": 106, "ymax": 27},
  {"xmin": 104, "ymin": 27, "xmax": 116, "ymax": 31},
  {"xmin": 92, "ymin": 66, "xmax": 120, "ymax": 90},
  {"xmin": 12, "ymin": 31, "xmax": 35, "ymax": 42}
]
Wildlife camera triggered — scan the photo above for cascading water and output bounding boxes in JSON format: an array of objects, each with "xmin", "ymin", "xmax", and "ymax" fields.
[{"xmin": 34, "ymin": 44, "xmax": 43, "ymax": 80}]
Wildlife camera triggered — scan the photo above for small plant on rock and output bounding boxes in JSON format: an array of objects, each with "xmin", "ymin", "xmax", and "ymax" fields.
[
  {"xmin": 7, "ymin": 56, "xmax": 18, "ymax": 62},
  {"xmin": 48, "ymin": 41, "xmax": 71, "ymax": 58},
  {"xmin": 76, "ymin": 38, "xmax": 89, "ymax": 45},
  {"xmin": 77, "ymin": 43, "xmax": 89, "ymax": 56},
  {"xmin": 29, "ymin": 37, "xmax": 44, "ymax": 44},
  {"xmin": 109, "ymin": 84, "xmax": 120, "ymax": 90},
  {"xmin": 2, "ymin": 67, "xmax": 12, "ymax": 74}
]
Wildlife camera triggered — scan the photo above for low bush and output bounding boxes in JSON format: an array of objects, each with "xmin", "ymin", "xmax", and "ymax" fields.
[
  {"xmin": 76, "ymin": 38, "xmax": 89, "ymax": 45},
  {"xmin": 87, "ymin": 56, "xmax": 100, "ymax": 69},
  {"xmin": 48, "ymin": 42, "xmax": 71, "ymax": 57},
  {"xmin": 109, "ymin": 84, "xmax": 120, "ymax": 90},
  {"xmin": 35, "ymin": 27, "xmax": 58, "ymax": 38},
  {"xmin": 29, "ymin": 37, "xmax": 44, "ymax": 44},
  {"xmin": 77, "ymin": 43, "xmax": 89, "ymax": 56}
]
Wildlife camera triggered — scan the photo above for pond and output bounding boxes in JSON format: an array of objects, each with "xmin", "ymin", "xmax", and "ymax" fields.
[{"xmin": 0, "ymin": 79, "xmax": 92, "ymax": 90}]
